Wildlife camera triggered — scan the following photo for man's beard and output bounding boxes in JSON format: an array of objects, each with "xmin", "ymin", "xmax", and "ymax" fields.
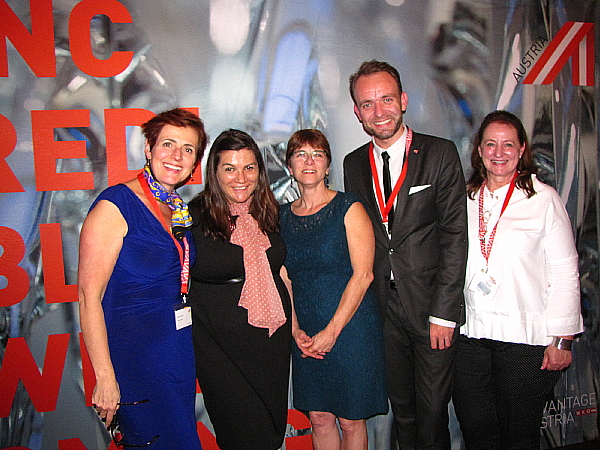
[{"xmin": 362, "ymin": 118, "xmax": 403, "ymax": 142}]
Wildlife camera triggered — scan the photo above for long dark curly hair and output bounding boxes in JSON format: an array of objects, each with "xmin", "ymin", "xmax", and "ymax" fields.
[
  {"xmin": 467, "ymin": 110, "xmax": 537, "ymax": 199},
  {"xmin": 190, "ymin": 129, "xmax": 279, "ymax": 240}
]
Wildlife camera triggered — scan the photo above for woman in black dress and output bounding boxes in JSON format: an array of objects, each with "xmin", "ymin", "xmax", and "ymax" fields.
[{"xmin": 188, "ymin": 129, "xmax": 292, "ymax": 450}]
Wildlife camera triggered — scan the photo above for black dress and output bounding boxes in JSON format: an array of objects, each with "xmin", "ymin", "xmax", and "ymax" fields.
[{"xmin": 188, "ymin": 207, "xmax": 292, "ymax": 450}]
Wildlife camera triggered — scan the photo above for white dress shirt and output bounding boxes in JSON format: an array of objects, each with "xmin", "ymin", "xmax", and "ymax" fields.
[
  {"xmin": 372, "ymin": 127, "xmax": 456, "ymax": 328},
  {"xmin": 372, "ymin": 127, "xmax": 407, "ymax": 205},
  {"xmin": 461, "ymin": 175, "xmax": 584, "ymax": 345}
]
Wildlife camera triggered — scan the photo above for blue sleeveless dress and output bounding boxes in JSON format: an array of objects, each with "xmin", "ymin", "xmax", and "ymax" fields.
[
  {"xmin": 280, "ymin": 191, "xmax": 388, "ymax": 419},
  {"xmin": 91, "ymin": 184, "xmax": 201, "ymax": 449}
]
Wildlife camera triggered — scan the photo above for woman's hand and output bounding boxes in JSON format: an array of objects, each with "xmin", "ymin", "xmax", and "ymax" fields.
[
  {"xmin": 92, "ymin": 375, "xmax": 121, "ymax": 426},
  {"xmin": 307, "ymin": 326, "xmax": 338, "ymax": 356},
  {"xmin": 541, "ymin": 345, "xmax": 573, "ymax": 371},
  {"xmin": 293, "ymin": 328, "xmax": 323, "ymax": 359}
]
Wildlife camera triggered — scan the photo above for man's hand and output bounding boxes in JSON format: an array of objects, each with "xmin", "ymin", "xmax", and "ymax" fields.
[{"xmin": 430, "ymin": 323, "xmax": 454, "ymax": 350}]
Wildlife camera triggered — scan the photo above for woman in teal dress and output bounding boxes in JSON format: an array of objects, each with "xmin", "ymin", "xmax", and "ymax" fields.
[{"xmin": 280, "ymin": 129, "xmax": 387, "ymax": 450}]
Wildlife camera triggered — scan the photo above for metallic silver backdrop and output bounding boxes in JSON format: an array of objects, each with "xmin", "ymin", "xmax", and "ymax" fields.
[{"xmin": 0, "ymin": 1, "xmax": 598, "ymax": 449}]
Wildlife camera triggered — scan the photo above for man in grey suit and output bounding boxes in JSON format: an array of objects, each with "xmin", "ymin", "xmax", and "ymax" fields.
[{"xmin": 343, "ymin": 60, "xmax": 467, "ymax": 450}]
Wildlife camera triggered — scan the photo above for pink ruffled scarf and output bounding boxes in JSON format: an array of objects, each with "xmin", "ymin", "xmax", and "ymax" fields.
[{"xmin": 229, "ymin": 200, "xmax": 286, "ymax": 336}]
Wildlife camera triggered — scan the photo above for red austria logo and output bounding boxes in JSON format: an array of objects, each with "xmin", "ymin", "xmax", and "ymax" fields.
[{"xmin": 523, "ymin": 22, "xmax": 594, "ymax": 86}]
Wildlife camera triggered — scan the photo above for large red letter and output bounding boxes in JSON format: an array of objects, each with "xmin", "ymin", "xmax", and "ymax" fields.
[
  {"xmin": 105, "ymin": 107, "xmax": 203, "ymax": 186},
  {"xmin": 0, "ymin": 333, "xmax": 70, "ymax": 417},
  {"xmin": 69, "ymin": 0, "xmax": 134, "ymax": 78},
  {"xmin": 0, "ymin": 0, "xmax": 55, "ymax": 77},
  {"xmin": 286, "ymin": 409, "xmax": 313, "ymax": 450},
  {"xmin": 197, "ymin": 421, "xmax": 221, "ymax": 450},
  {"xmin": 40, "ymin": 223, "xmax": 78, "ymax": 303},
  {"xmin": 0, "ymin": 226, "xmax": 29, "ymax": 307},
  {"xmin": 58, "ymin": 439, "xmax": 92, "ymax": 450},
  {"xmin": 31, "ymin": 109, "xmax": 94, "ymax": 191},
  {"xmin": 105, "ymin": 108, "xmax": 155, "ymax": 186},
  {"xmin": 0, "ymin": 114, "xmax": 24, "ymax": 192}
]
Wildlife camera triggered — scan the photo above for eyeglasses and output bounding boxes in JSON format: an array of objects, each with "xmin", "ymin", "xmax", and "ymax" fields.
[
  {"xmin": 292, "ymin": 150, "xmax": 327, "ymax": 161},
  {"xmin": 107, "ymin": 400, "xmax": 160, "ymax": 448}
]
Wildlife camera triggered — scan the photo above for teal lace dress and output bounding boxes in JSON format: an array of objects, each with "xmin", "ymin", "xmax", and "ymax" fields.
[{"xmin": 280, "ymin": 191, "xmax": 388, "ymax": 419}]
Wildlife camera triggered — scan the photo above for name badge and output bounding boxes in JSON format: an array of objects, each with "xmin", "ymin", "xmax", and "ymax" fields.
[
  {"xmin": 468, "ymin": 270, "xmax": 500, "ymax": 300},
  {"xmin": 174, "ymin": 304, "xmax": 192, "ymax": 330}
]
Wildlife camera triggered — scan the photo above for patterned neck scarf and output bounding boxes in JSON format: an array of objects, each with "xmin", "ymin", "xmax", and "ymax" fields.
[
  {"xmin": 229, "ymin": 200, "xmax": 286, "ymax": 336},
  {"xmin": 142, "ymin": 164, "xmax": 193, "ymax": 230}
]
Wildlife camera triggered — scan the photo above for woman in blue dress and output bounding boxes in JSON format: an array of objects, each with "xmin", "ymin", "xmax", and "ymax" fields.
[
  {"xmin": 78, "ymin": 108, "xmax": 207, "ymax": 449},
  {"xmin": 280, "ymin": 129, "xmax": 387, "ymax": 450}
]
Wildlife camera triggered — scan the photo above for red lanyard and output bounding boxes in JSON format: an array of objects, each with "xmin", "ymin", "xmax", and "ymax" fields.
[
  {"xmin": 137, "ymin": 172, "xmax": 190, "ymax": 295},
  {"xmin": 478, "ymin": 173, "xmax": 517, "ymax": 266},
  {"xmin": 369, "ymin": 127, "xmax": 413, "ymax": 223}
]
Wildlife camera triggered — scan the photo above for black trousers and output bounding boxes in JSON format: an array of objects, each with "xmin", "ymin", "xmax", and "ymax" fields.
[
  {"xmin": 384, "ymin": 287, "xmax": 458, "ymax": 450},
  {"xmin": 452, "ymin": 336, "xmax": 562, "ymax": 450}
]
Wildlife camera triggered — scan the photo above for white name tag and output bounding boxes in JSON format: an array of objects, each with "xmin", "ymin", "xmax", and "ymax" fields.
[
  {"xmin": 468, "ymin": 270, "xmax": 500, "ymax": 300},
  {"xmin": 175, "ymin": 305, "xmax": 192, "ymax": 330}
]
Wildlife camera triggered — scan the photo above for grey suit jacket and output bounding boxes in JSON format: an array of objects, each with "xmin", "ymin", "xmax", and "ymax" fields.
[{"xmin": 343, "ymin": 131, "xmax": 467, "ymax": 331}]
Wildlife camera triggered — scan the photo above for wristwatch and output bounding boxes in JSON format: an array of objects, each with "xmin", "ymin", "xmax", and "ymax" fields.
[{"xmin": 551, "ymin": 336, "xmax": 573, "ymax": 351}]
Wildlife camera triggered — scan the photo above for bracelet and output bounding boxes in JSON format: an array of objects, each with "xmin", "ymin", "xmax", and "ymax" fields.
[{"xmin": 551, "ymin": 336, "xmax": 573, "ymax": 351}]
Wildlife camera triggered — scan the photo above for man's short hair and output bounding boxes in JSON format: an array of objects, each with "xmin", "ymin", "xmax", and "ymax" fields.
[{"xmin": 349, "ymin": 60, "xmax": 403, "ymax": 105}]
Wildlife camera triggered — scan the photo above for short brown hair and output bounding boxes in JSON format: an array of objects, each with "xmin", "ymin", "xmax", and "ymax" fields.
[
  {"xmin": 141, "ymin": 108, "xmax": 208, "ymax": 164},
  {"xmin": 285, "ymin": 129, "xmax": 332, "ymax": 167},
  {"xmin": 349, "ymin": 60, "xmax": 403, "ymax": 105}
]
